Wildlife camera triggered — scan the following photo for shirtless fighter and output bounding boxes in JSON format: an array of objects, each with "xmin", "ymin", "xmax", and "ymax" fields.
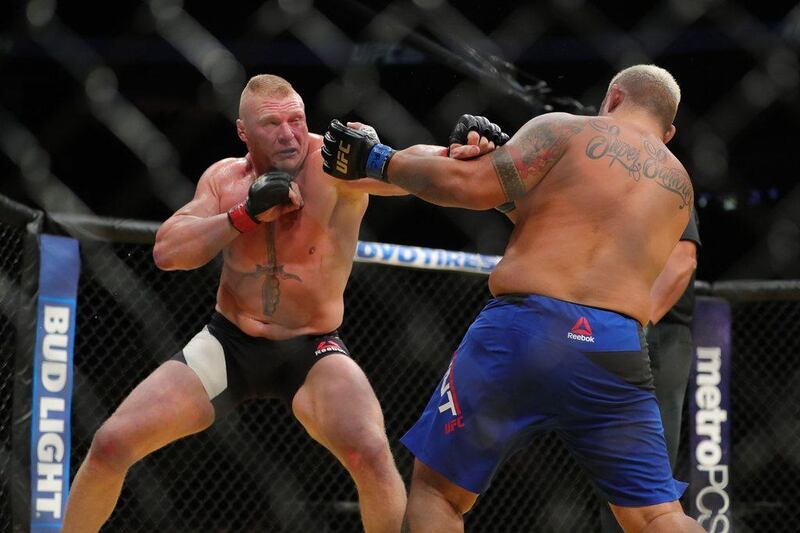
[
  {"xmin": 63, "ymin": 74, "xmax": 429, "ymax": 532},
  {"xmin": 322, "ymin": 65, "xmax": 704, "ymax": 532}
]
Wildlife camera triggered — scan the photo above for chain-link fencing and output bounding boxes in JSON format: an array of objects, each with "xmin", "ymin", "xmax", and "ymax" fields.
[
  {"xmin": 4, "ymin": 3, "xmax": 800, "ymax": 531},
  {"xmin": 66, "ymin": 229, "xmax": 601, "ymax": 532},
  {"xmin": 0, "ymin": 197, "xmax": 41, "ymax": 533},
  {"xmin": 3, "ymin": 1, "xmax": 800, "ymax": 281},
  {"xmin": 2, "ymin": 204, "xmax": 800, "ymax": 532},
  {"xmin": 0, "ymin": 215, "xmax": 26, "ymax": 533},
  {"xmin": 710, "ymin": 283, "xmax": 800, "ymax": 532}
]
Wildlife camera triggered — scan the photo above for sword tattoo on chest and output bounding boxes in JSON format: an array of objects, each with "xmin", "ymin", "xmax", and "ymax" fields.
[{"xmin": 253, "ymin": 222, "xmax": 302, "ymax": 315}]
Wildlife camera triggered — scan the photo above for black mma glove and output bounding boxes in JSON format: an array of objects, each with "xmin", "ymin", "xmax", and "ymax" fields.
[
  {"xmin": 449, "ymin": 114, "xmax": 514, "ymax": 213},
  {"xmin": 227, "ymin": 171, "xmax": 293, "ymax": 233},
  {"xmin": 322, "ymin": 119, "xmax": 395, "ymax": 182},
  {"xmin": 448, "ymin": 114, "xmax": 510, "ymax": 149}
]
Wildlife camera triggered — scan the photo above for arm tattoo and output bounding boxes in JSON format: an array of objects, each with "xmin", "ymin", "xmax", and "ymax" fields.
[
  {"xmin": 490, "ymin": 149, "xmax": 525, "ymax": 201},
  {"xmin": 585, "ymin": 120, "xmax": 693, "ymax": 209},
  {"xmin": 253, "ymin": 223, "xmax": 302, "ymax": 315},
  {"xmin": 491, "ymin": 118, "xmax": 585, "ymax": 201}
]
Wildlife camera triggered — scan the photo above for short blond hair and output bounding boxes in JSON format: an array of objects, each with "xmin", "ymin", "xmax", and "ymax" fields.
[
  {"xmin": 608, "ymin": 65, "xmax": 681, "ymax": 130},
  {"xmin": 239, "ymin": 74, "xmax": 299, "ymax": 116}
]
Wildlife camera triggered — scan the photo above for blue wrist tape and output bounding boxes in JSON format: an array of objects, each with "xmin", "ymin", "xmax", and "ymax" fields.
[{"xmin": 365, "ymin": 144, "xmax": 395, "ymax": 181}]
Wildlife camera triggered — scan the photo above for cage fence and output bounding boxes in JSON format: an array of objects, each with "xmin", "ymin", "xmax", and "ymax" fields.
[{"xmin": 2, "ymin": 203, "xmax": 799, "ymax": 531}]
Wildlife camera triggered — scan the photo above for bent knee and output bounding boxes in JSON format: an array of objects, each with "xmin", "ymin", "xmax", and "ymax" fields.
[
  {"xmin": 87, "ymin": 422, "xmax": 140, "ymax": 472},
  {"xmin": 337, "ymin": 432, "xmax": 392, "ymax": 478}
]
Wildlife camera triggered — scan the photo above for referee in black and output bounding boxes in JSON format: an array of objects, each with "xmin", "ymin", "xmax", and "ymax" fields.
[{"xmin": 600, "ymin": 210, "xmax": 701, "ymax": 532}]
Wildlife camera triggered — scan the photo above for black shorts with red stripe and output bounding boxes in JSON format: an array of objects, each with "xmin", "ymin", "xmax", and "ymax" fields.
[{"xmin": 171, "ymin": 312, "xmax": 350, "ymax": 417}]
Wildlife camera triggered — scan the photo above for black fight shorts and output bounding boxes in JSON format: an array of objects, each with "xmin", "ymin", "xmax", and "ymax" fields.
[{"xmin": 171, "ymin": 312, "xmax": 351, "ymax": 417}]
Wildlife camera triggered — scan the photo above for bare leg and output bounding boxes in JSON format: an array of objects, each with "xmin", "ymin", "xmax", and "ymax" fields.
[
  {"xmin": 404, "ymin": 460, "xmax": 478, "ymax": 533},
  {"xmin": 292, "ymin": 354, "xmax": 405, "ymax": 533},
  {"xmin": 62, "ymin": 361, "xmax": 214, "ymax": 533},
  {"xmin": 611, "ymin": 501, "xmax": 705, "ymax": 533}
]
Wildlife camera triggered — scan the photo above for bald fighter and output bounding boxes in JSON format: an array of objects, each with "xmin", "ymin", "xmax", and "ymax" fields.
[
  {"xmin": 63, "ymin": 74, "xmax": 443, "ymax": 533},
  {"xmin": 323, "ymin": 65, "xmax": 704, "ymax": 532}
]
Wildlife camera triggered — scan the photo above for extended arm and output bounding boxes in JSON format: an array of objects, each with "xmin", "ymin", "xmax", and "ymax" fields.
[
  {"xmin": 332, "ymin": 123, "xmax": 446, "ymax": 197},
  {"xmin": 322, "ymin": 112, "xmax": 586, "ymax": 210},
  {"xmin": 336, "ymin": 145, "xmax": 448, "ymax": 197},
  {"xmin": 649, "ymin": 240, "xmax": 698, "ymax": 324},
  {"xmin": 338, "ymin": 118, "xmax": 505, "ymax": 197},
  {"xmin": 386, "ymin": 113, "xmax": 585, "ymax": 208},
  {"xmin": 383, "ymin": 149, "xmax": 501, "ymax": 209}
]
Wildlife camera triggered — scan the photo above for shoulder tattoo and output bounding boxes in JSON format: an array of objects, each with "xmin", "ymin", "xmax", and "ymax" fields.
[{"xmin": 490, "ymin": 117, "xmax": 585, "ymax": 201}]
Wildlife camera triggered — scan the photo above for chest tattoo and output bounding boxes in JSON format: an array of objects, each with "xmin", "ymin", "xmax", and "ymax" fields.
[{"xmin": 253, "ymin": 222, "xmax": 302, "ymax": 315}]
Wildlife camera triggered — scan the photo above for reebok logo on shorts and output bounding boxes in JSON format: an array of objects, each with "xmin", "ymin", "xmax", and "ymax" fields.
[
  {"xmin": 567, "ymin": 316, "xmax": 595, "ymax": 343},
  {"xmin": 314, "ymin": 339, "xmax": 348, "ymax": 357}
]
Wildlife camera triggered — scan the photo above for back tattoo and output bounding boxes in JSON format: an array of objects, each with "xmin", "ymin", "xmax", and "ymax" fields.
[{"xmin": 584, "ymin": 120, "xmax": 693, "ymax": 209}]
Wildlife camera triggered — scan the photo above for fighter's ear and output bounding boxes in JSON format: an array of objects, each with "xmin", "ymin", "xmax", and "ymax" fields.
[
  {"xmin": 663, "ymin": 124, "xmax": 676, "ymax": 144},
  {"xmin": 236, "ymin": 119, "xmax": 247, "ymax": 144},
  {"xmin": 605, "ymin": 84, "xmax": 625, "ymax": 113}
]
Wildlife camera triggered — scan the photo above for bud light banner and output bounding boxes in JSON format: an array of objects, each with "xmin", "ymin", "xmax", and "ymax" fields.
[
  {"xmin": 690, "ymin": 296, "xmax": 732, "ymax": 532},
  {"xmin": 30, "ymin": 235, "xmax": 80, "ymax": 532}
]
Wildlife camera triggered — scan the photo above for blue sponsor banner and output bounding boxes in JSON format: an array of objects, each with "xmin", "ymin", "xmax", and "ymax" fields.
[
  {"xmin": 30, "ymin": 235, "xmax": 80, "ymax": 532},
  {"xmin": 354, "ymin": 241, "xmax": 500, "ymax": 274},
  {"xmin": 690, "ymin": 297, "xmax": 732, "ymax": 532}
]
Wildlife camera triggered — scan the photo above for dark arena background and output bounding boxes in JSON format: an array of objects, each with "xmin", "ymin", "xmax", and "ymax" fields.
[{"xmin": 2, "ymin": 1, "xmax": 800, "ymax": 532}]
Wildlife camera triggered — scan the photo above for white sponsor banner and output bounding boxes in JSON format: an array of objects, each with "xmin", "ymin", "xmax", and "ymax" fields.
[{"xmin": 354, "ymin": 241, "xmax": 500, "ymax": 275}]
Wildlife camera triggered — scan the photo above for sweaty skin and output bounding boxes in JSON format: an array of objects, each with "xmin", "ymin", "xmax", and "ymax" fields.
[
  {"xmin": 65, "ymin": 87, "xmax": 464, "ymax": 533},
  {"xmin": 385, "ymin": 112, "xmax": 693, "ymax": 325},
  {"xmin": 153, "ymin": 96, "xmax": 410, "ymax": 340},
  {"xmin": 213, "ymin": 145, "xmax": 366, "ymax": 339}
]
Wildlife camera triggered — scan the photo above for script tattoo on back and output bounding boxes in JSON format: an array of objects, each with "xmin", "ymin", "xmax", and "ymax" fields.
[
  {"xmin": 252, "ymin": 222, "xmax": 302, "ymax": 315},
  {"xmin": 490, "ymin": 118, "xmax": 585, "ymax": 201},
  {"xmin": 641, "ymin": 139, "xmax": 693, "ymax": 209},
  {"xmin": 585, "ymin": 121, "xmax": 642, "ymax": 177},
  {"xmin": 585, "ymin": 120, "xmax": 693, "ymax": 209}
]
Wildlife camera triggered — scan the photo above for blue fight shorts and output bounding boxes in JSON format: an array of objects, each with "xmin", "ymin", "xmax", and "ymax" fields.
[{"xmin": 401, "ymin": 294, "xmax": 688, "ymax": 507}]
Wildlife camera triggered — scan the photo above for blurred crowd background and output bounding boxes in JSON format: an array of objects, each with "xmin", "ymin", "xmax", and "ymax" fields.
[
  {"xmin": 2, "ymin": 2, "xmax": 800, "ymax": 532},
  {"xmin": 2, "ymin": 0, "xmax": 799, "ymax": 280}
]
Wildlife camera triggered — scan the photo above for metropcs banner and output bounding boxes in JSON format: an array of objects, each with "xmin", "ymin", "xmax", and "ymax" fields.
[
  {"xmin": 690, "ymin": 297, "xmax": 732, "ymax": 532},
  {"xmin": 30, "ymin": 235, "xmax": 80, "ymax": 532}
]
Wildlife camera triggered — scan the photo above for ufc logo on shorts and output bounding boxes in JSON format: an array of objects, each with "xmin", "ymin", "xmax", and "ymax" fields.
[
  {"xmin": 336, "ymin": 141, "xmax": 351, "ymax": 174},
  {"xmin": 444, "ymin": 416, "xmax": 464, "ymax": 434}
]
